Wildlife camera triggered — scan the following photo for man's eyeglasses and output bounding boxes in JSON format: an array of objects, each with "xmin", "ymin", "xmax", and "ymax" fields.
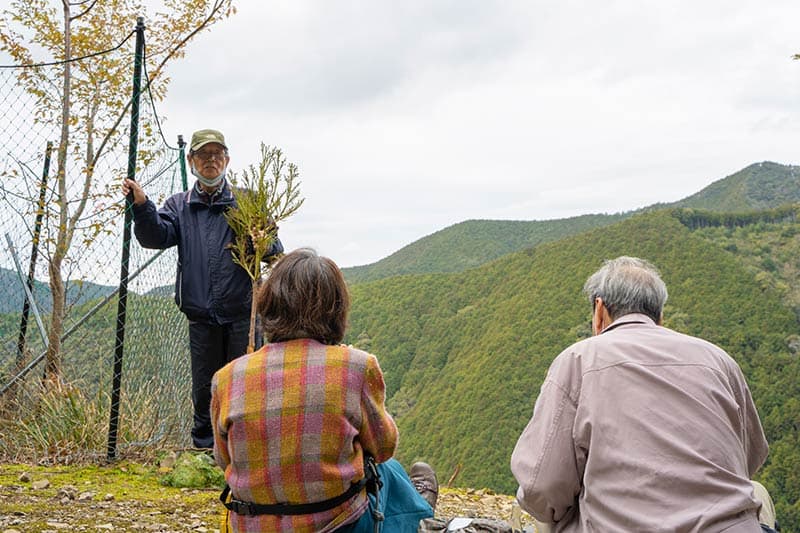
[{"xmin": 192, "ymin": 150, "xmax": 228, "ymax": 161}]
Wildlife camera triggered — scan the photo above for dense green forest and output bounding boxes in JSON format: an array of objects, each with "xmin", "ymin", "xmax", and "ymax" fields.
[
  {"xmin": 346, "ymin": 208, "xmax": 800, "ymax": 529},
  {"xmin": 343, "ymin": 161, "xmax": 800, "ymax": 283}
]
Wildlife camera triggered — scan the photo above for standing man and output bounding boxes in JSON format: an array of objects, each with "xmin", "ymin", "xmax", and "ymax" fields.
[
  {"xmin": 122, "ymin": 129, "xmax": 283, "ymax": 449},
  {"xmin": 511, "ymin": 256, "xmax": 772, "ymax": 532}
]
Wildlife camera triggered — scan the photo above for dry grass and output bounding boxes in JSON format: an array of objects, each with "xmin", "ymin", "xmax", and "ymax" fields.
[{"xmin": 0, "ymin": 380, "xmax": 180, "ymax": 465}]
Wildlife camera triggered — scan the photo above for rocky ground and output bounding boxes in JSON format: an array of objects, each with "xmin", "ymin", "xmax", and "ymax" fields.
[{"xmin": 0, "ymin": 460, "xmax": 538, "ymax": 532}]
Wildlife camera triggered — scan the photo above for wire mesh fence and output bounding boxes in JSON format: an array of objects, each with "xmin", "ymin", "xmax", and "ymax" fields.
[{"xmin": 0, "ymin": 21, "xmax": 195, "ymax": 460}]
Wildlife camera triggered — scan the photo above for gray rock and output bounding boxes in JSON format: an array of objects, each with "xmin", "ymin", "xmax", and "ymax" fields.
[
  {"xmin": 57, "ymin": 485, "xmax": 77, "ymax": 499},
  {"xmin": 159, "ymin": 451, "xmax": 178, "ymax": 469}
]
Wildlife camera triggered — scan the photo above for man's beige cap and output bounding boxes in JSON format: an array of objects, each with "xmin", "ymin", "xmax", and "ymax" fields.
[{"xmin": 190, "ymin": 129, "xmax": 227, "ymax": 152}]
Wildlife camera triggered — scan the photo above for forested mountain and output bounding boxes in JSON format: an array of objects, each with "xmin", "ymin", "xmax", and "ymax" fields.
[
  {"xmin": 345, "ymin": 208, "xmax": 800, "ymax": 528},
  {"xmin": 659, "ymin": 161, "xmax": 800, "ymax": 212},
  {"xmin": 343, "ymin": 161, "xmax": 800, "ymax": 283},
  {"xmin": 343, "ymin": 214, "xmax": 627, "ymax": 283},
  {"xmin": 689, "ymin": 207, "xmax": 800, "ymax": 323},
  {"xmin": 0, "ymin": 267, "xmax": 116, "ymax": 314}
]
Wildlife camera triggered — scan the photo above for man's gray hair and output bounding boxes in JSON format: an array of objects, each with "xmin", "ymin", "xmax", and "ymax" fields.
[{"xmin": 583, "ymin": 256, "xmax": 668, "ymax": 323}]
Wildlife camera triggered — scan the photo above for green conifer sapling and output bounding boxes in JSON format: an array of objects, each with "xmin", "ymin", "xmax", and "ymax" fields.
[{"xmin": 225, "ymin": 143, "xmax": 304, "ymax": 351}]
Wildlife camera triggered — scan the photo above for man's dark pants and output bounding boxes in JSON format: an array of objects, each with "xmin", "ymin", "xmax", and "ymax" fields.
[{"xmin": 188, "ymin": 318, "xmax": 250, "ymax": 448}]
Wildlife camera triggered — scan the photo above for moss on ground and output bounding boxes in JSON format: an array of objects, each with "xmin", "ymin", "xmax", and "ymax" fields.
[
  {"xmin": 160, "ymin": 452, "xmax": 225, "ymax": 489},
  {"xmin": 0, "ymin": 461, "xmax": 223, "ymax": 532}
]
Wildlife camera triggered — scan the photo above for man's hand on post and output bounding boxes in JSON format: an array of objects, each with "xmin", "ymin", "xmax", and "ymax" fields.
[{"xmin": 122, "ymin": 178, "xmax": 147, "ymax": 206}]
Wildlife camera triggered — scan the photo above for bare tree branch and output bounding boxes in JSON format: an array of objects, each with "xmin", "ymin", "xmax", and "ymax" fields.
[
  {"xmin": 69, "ymin": 0, "xmax": 98, "ymax": 22},
  {"xmin": 146, "ymin": 0, "xmax": 230, "ymax": 82}
]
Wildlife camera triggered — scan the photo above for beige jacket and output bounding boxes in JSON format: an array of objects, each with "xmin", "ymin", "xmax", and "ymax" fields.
[{"xmin": 511, "ymin": 314, "xmax": 769, "ymax": 532}]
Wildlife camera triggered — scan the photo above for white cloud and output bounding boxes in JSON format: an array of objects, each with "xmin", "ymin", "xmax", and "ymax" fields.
[{"xmin": 153, "ymin": 0, "xmax": 800, "ymax": 267}]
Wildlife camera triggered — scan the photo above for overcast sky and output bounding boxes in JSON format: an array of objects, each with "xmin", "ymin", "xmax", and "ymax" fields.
[{"xmin": 155, "ymin": 1, "xmax": 800, "ymax": 268}]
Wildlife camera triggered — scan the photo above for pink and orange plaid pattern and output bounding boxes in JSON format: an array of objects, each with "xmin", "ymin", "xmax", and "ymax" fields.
[{"xmin": 211, "ymin": 338, "xmax": 398, "ymax": 532}]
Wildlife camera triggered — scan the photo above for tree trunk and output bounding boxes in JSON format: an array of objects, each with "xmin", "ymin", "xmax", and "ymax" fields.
[
  {"xmin": 248, "ymin": 278, "xmax": 258, "ymax": 353},
  {"xmin": 43, "ymin": 256, "xmax": 66, "ymax": 385},
  {"xmin": 43, "ymin": 0, "xmax": 73, "ymax": 388}
]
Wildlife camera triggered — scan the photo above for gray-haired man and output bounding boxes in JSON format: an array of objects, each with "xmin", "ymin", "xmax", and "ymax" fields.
[{"xmin": 511, "ymin": 256, "xmax": 774, "ymax": 532}]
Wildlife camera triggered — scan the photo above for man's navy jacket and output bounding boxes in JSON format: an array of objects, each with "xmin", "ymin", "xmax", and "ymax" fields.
[{"xmin": 131, "ymin": 180, "xmax": 284, "ymax": 325}]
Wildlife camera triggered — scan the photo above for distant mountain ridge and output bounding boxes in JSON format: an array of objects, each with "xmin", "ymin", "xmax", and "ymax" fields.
[
  {"xmin": 343, "ymin": 161, "xmax": 800, "ymax": 283},
  {"xmin": 659, "ymin": 161, "xmax": 800, "ymax": 212},
  {"xmin": 344, "ymin": 214, "xmax": 628, "ymax": 283},
  {"xmin": 0, "ymin": 268, "xmax": 116, "ymax": 315}
]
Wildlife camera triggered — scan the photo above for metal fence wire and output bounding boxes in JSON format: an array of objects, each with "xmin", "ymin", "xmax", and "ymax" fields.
[{"xmin": 0, "ymin": 19, "xmax": 194, "ymax": 459}]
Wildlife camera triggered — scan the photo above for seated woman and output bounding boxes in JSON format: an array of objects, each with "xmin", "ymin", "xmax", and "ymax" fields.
[{"xmin": 211, "ymin": 248, "xmax": 437, "ymax": 532}]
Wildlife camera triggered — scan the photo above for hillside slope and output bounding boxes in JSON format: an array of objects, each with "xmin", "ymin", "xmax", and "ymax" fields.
[
  {"xmin": 662, "ymin": 161, "xmax": 800, "ymax": 212},
  {"xmin": 343, "ymin": 213, "xmax": 627, "ymax": 283},
  {"xmin": 344, "ymin": 161, "xmax": 800, "ymax": 283},
  {"xmin": 346, "ymin": 209, "xmax": 800, "ymax": 528}
]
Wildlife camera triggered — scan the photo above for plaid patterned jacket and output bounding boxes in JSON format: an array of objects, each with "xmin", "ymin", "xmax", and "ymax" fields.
[{"xmin": 211, "ymin": 338, "xmax": 399, "ymax": 532}]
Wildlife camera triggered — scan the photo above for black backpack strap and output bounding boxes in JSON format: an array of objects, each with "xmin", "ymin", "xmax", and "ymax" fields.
[
  {"xmin": 221, "ymin": 477, "xmax": 368, "ymax": 516},
  {"xmin": 220, "ymin": 454, "xmax": 382, "ymax": 517},
  {"xmin": 363, "ymin": 454, "xmax": 384, "ymax": 533}
]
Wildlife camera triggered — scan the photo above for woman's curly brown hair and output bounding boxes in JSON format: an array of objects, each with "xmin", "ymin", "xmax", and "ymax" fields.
[{"xmin": 256, "ymin": 248, "xmax": 350, "ymax": 345}]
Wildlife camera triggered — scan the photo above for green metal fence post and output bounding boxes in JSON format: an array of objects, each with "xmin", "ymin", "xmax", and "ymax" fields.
[
  {"xmin": 108, "ymin": 16, "xmax": 145, "ymax": 461},
  {"xmin": 178, "ymin": 134, "xmax": 188, "ymax": 191}
]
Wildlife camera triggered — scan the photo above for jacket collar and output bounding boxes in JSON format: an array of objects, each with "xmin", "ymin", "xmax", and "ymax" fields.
[
  {"xmin": 189, "ymin": 179, "xmax": 235, "ymax": 206},
  {"xmin": 601, "ymin": 313, "xmax": 656, "ymax": 334}
]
